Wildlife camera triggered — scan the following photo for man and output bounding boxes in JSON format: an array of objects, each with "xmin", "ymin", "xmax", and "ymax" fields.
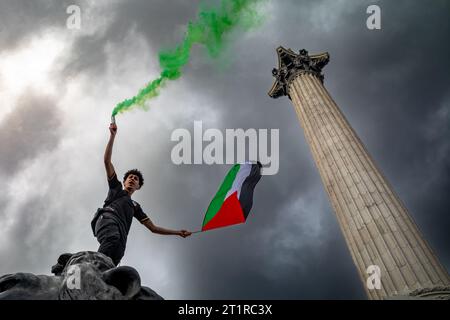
[{"xmin": 92, "ymin": 122, "xmax": 191, "ymax": 266}]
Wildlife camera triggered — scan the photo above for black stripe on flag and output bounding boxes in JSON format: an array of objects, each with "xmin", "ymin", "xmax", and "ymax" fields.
[{"xmin": 238, "ymin": 162, "xmax": 262, "ymax": 219}]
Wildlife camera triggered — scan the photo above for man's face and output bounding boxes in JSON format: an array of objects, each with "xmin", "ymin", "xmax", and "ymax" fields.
[{"xmin": 124, "ymin": 174, "xmax": 140, "ymax": 192}]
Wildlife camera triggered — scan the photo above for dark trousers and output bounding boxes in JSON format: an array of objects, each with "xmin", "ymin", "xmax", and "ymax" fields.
[{"xmin": 95, "ymin": 214, "xmax": 125, "ymax": 266}]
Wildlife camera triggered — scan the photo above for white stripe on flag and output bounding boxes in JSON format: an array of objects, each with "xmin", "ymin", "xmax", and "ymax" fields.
[{"xmin": 225, "ymin": 162, "xmax": 252, "ymax": 200}]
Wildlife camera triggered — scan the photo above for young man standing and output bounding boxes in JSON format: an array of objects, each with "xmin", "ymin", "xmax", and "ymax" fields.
[{"xmin": 92, "ymin": 122, "xmax": 191, "ymax": 266}]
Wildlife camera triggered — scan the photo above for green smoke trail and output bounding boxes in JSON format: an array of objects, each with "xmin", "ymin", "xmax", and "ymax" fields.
[{"xmin": 112, "ymin": 0, "xmax": 264, "ymax": 117}]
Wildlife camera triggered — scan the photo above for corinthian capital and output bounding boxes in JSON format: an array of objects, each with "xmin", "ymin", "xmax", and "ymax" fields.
[{"xmin": 268, "ymin": 47, "xmax": 330, "ymax": 99}]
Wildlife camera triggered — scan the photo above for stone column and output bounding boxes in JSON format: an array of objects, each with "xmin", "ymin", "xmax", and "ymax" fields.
[{"xmin": 269, "ymin": 47, "xmax": 450, "ymax": 299}]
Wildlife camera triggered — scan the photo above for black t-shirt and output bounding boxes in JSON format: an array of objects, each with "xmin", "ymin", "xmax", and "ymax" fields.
[{"xmin": 103, "ymin": 172, "xmax": 149, "ymax": 243}]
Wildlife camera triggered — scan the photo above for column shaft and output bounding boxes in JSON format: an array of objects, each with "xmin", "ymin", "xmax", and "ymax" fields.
[{"xmin": 288, "ymin": 72, "xmax": 450, "ymax": 299}]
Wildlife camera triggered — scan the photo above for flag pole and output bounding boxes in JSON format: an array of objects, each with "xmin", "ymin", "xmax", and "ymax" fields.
[
  {"xmin": 191, "ymin": 222, "xmax": 247, "ymax": 234},
  {"xmin": 191, "ymin": 228, "xmax": 217, "ymax": 234}
]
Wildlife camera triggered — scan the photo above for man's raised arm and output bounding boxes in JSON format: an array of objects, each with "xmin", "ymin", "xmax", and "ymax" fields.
[{"xmin": 104, "ymin": 123, "xmax": 117, "ymax": 179}]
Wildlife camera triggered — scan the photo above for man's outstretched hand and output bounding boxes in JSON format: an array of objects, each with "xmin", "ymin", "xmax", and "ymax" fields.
[
  {"xmin": 109, "ymin": 123, "xmax": 117, "ymax": 137},
  {"xmin": 179, "ymin": 230, "xmax": 192, "ymax": 238}
]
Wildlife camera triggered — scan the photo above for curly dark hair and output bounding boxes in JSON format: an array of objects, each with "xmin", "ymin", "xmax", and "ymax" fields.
[{"xmin": 123, "ymin": 169, "xmax": 144, "ymax": 188}]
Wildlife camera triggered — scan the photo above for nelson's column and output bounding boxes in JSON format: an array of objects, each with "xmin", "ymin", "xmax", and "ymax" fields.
[{"xmin": 269, "ymin": 46, "xmax": 450, "ymax": 299}]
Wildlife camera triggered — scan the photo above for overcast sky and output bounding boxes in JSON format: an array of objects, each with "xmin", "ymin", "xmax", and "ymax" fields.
[{"xmin": 0, "ymin": 0, "xmax": 448, "ymax": 299}]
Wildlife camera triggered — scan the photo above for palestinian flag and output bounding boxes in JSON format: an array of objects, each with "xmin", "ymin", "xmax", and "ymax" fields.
[{"xmin": 201, "ymin": 162, "xmax": 262, "ymax": 232}]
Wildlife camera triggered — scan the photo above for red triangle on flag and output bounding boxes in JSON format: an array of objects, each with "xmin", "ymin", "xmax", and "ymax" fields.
[{"xmin": 201, "ymin": 191, "xmax": 246, "ymax": 231}]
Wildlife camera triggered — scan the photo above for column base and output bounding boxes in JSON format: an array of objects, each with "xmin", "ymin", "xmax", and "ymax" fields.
[{"xmin": 386, "ymin": 285, "xmax": 450, "ymax": 300}]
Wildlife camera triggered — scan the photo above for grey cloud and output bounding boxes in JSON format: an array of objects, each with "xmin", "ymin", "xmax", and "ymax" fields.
[
  {"xmin": 0, "ymin": 92, "xmax": 62, "ymax": 176},
  {"xmin": 0, "ymin": 92, "xmax": 62, "ymax": 229},
  {"xmin": 0, "ymin": 0, "xmax": 86, "ymax": 53},
  {"xmin": 0, "ymin": 194, "xmax": 73, "ymax": 275},
  {"xmin": 61, "ymin": 0, "xmax": 201, "ymax": 77}
]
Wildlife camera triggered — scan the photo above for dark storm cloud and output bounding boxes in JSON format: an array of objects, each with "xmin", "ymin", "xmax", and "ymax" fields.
[{"xmin": 0, "ymin": 93, "xmax": 62, "ymax": 176}]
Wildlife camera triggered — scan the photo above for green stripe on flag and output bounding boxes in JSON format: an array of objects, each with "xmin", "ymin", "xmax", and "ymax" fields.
[{"xmin": 202, "ymin": 164, "xmax": 241, "ymax": 227}]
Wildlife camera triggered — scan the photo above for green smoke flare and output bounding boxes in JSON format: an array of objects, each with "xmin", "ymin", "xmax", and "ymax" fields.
[{"xmin": 112, "ymin": 0, "xmax": 264, "ymax": 117}]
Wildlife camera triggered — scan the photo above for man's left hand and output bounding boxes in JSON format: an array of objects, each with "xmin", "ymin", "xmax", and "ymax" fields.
[{"xmin": 179, "ymin": 230, "xmax": 192, "ymax": 238}]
